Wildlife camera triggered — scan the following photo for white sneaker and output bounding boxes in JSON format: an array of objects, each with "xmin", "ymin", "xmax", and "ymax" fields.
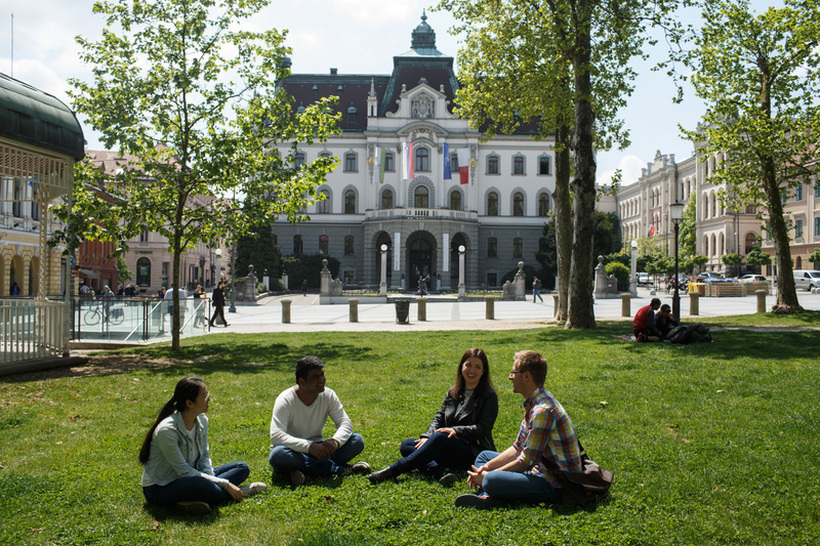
[{"xmin": 239, "ymin": 482, "xmax": 268, "ymax": 497}]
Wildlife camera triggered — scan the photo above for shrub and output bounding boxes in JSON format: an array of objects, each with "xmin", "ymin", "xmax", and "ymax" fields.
[{"xmin": 605, "ymin": 261, "xmax": 630, "ymax": 290}]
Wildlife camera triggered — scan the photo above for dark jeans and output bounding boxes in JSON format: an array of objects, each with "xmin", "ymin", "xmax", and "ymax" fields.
[
  {"xmin": 269, "ymin": 433, "xmax": 365, "ymax": 477},
  {"xmin": 474, "ymin": 450, "xmax": 560, "ymax": 504},
  {"xmin": 142, "ymin": 462, "xmax": 249, "ymax": 507},
  {"xmin": 393, "ymin": 431, "xmax": 475, "ymax": 478},
  {"xmin": 210, "ymin": 304, "xmax": 226, "ymax": 325}
]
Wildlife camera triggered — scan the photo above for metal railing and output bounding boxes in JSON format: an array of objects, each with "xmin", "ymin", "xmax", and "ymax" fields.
[{"xmin": 1, "ymin": 298, "xmax": 68, "ymax": 365}]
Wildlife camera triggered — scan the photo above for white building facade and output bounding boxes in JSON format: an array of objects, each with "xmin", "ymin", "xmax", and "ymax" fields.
[{"xmin": 271, "ymin": 15, "xmax": 555, "ymax": 290}]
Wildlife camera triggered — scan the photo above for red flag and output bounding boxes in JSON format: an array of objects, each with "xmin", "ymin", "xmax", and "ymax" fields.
[{"xmin": 457, "ymin": 148, "xmax": 470, "ymax": 185}]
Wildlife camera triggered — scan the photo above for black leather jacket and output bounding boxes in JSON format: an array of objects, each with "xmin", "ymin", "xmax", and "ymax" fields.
[{"xmin": 421, "ymin": 388, "xmax": 498, "ymax": 455}]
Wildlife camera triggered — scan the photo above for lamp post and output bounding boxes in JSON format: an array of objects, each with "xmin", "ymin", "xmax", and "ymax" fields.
[
  {"xmin": 379, "ymin": 244, "xmax": 388, "ymax": 296},
  {"xmin": 670, "ymin": 201, "xmax": 685, "ymax": 322},
  {"xmin": 229, "ymin": 240, "xmax": 237, "ymax": 313},
  {"xmin": 457, "ymin": 245, "xmax": 466, "ymax": 299},
  {"xmin": 630, "ymin": 240, "xmax": 638, "ymax": 295}
]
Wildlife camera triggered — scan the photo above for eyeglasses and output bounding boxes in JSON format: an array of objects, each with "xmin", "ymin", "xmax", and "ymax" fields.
[{"xmin": 509, "ymin": 370, "xmax": 524, "ymax": 375}]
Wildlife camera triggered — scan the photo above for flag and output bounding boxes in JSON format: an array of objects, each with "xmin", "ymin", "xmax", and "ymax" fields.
[
  {"xmin": 443, "ymin": 143, "xmax": 451, "ymax": 180},
  {"xmin": 457, "ymin": 148, "xmax": 470, "ymax": 185},
  {"xmin": 648, "ymin": 225, "xmax": 656, "ymax": 237},
  {"xmin": 403, "ymin": 142, "xmax": 414, "ymax": 180},
  {"xmin": 377, "ymin": 147, "xmax": 386, "ymax": 184}
]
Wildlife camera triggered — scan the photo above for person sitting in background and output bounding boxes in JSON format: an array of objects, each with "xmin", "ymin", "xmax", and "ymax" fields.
[
  {"xmin": 655, "ymin": 304, "xmax": 678, "ymax": 339},
  {"xmin": 367, "ymin": 348, "xmax": 498, "ymax": 487},
  {"xmin": 633, "ymin": 297, "xmax": 662, "ymax": 342}
]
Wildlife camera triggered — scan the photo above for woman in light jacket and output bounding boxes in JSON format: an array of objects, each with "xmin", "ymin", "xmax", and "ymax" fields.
[
  {"xmin": 140, "ymin": 377, "xmax": 265, "ymax": 514},
  {"xmin": 367, "ymin": 348, "xmax": 498, "ymax": 486}
]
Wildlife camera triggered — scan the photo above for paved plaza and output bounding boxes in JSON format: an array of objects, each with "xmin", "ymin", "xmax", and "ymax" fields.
[{"xmin": 209, "ymin": 287, "xmax": 820, "ymax": 334}]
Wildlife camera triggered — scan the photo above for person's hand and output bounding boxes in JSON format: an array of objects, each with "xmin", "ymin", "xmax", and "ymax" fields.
[
  {"xmin": 226, "ymin": 483, "xmax": 243, "ymax": 501},
  {"xmin": 437, "ymin": 427, "xmax": 457, "ymax": 438},
  {"xmin": 309, "ymin": 440, "xmax": 337, "ymax": 460},
  {"xmin": 413, "ymin": 438, "xmax": 428, "ymax": 449},
  {"xmin": 466, "ymin": 464, "xmax": 487, "ymax": 490}
]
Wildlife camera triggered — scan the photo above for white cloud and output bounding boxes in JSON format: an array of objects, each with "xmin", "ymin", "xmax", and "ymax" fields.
[
  {"xmin": 326, "ymin": 0, "xmax": 422, "ymax": 26},
  {"xmin": 597, "ymin": 155, "xmax": 644, "ymax": 187}
]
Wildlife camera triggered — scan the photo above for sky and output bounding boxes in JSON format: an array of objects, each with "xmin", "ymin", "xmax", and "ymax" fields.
[{"xmin": 0, "ymin": 0, "xmax": 758, "ymax": 187}]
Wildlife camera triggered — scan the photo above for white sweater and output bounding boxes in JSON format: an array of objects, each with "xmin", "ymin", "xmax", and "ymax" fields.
[{"xmin": 269, "ymin": 386, "xmax": 353, "ymax": 453}]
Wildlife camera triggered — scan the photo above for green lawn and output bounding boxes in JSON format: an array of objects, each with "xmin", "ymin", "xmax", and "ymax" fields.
[{"xmin": 1, "ymin": 321, "xmax": 818, "ymax": 545}]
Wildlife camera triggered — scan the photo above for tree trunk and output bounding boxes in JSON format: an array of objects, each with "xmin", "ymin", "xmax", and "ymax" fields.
[
  {"xmin": 762, "ymin": 162, "xmax": 802, "ymax": 309},
  {"xmin": 172, "ymin": 233, "xmax": 182, "ymax": 351},
  {"xmin": 553, "ymin": 124, "xmax": 572, "ymax": 322},
  {"xmin": 566, "ymin": 5, "xmax": 596, "ymax": 329}
]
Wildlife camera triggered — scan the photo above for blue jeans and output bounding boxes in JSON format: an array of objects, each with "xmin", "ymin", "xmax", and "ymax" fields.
[
  {"xmin": 533, "ymin": 289, "xmax": 543, "ymax": 302},
  {"xmin": 143, "ymin": 461, "xmax": 249, "ymax": 507},
  {"xmin": 474, "ymin": 450, "xmax": 560, "ymax": 504},
  {"xmin": 269, "ymin": 433, "xmax": 365, "ymax": 477},
  {"xmin": 394, "ymin": 431, "xmax": 475, "ymax": 478}
]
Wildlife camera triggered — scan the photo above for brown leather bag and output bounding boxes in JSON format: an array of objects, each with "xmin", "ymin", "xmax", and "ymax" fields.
[{"xmin": 543, "ymin": 441, "xmax": 614, "ymax": 505}]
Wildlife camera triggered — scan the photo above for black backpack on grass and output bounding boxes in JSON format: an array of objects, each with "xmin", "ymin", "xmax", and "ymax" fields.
[
  {"xmin": 542, "ymin": 441, "xmax": 614, "ymax": 506},
  {"xmin": 666, "ymin": 323, "xmax": 713, "ymax": 344}
]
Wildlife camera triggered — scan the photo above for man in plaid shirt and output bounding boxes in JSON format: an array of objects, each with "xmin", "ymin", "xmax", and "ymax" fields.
[{"xmin": 456, "ymin": 350, "xmax": 582, "ymax": 509}]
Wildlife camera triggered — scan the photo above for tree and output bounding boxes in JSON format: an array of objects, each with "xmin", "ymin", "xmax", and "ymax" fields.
[
  {"xmin": 722, "ymin": 253, "xmax": 742, "ymax": 277},
  {"xmin": 593, "ymin": 211, "xmax": 622, "ymax": 260},
  {"xmin": 235, "ymin": 224, "xmax": 281, "ymax": 283},
  {"xmin": 439, "ymin": 0, "xmax": 682, "ymax": 328},
  {"xmin": 534, "ymin": 221, "xmax": 559, "ymax": 290},
  {"xmin": 67, "ymin": 0, "xmax": 339, "ymax": 349},
  {"xmin": 678, "ymin": 196, "xmax": 697, "ymax": 257},
  {"xmin": 681, "ymin": 0, "xmax": 820, "ymax": 309},
  {"xmin": 809, "ymin": 249, "xmax": 820, "ymax": 266}
]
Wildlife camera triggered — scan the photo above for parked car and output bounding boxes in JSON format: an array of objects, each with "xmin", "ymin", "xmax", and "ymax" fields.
[
  {"xmin": 695, "ymin": 272, "xmax": 722, "ymax": 282},
  {"xmin": 739, "ymin": 274, "xmax": 767, "ymax": 283},
  {"xmin": 793, "ymin": 270, "xmax": 820, "ymax": 291},
  {"xmin": 637, "ymin": 272, "xmax": 650, "ymax": 286}
]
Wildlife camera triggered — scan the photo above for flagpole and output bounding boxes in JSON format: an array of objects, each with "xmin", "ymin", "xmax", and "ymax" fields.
[{"xmin": 10, "ymin": 13, "xmax": 14, "ymax": 78}]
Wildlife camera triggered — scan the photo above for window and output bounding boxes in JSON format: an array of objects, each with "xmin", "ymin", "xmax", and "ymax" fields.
[
  {"xmin": 12, "ymin": 179, "xmax": 21, "ymax": 217},
  {"xmin": 487, "ymin": 273, "xmax": 497, "ymax": 287},
  {"xmin": 136, "ymin": 258, "xmax": 151, "ymax": 287},
  {"xmin": 319, "ymin": 235, "xmax": 329, "ymax": 255},
  {"xmin": 381, "ymin": 189, "xmax": 393, "ymax": 210},
  {"xmin": 344, "ymin": 153, "xmax": 357, "ymax": 172},
  {"xmin": 538, "ymin": 193, "xmax": 550, "ymax": 217},
  {"xmin": 414, "ymin": 186, "xmax": 429, "ymax": 208},
  {"xmin": 344, "ymin": 190, "xmax": 356, "ymax": 214},
  {"xmin": 795, "ymin": 218, "xmax": 803, "ymax": 238},
  {"xmin": 513, "ymin": 238, "xmax": 523, "ymax": 258},
  {"xmin": 346, "ymin": 106, "xmax": 357, "ymax": 124},
  {"xmin": 815, "ymin": 217, "xmax": 820, "ymax": 237},
  {"xmin": 487, "ymin": 155, "xmax": 499, "ymax": 175},
  {"xmin": 415, "ymin": 147, "xmax": 430, "ymax": 172},
  {"xmin": 539, "ymin": 157, "xmax": 551, "ymax": 175},
  {"xmin": 31, "ymin": 184, "xmax": 39, "ymax": 221},
  {"xmin": 796, "ymin": 183, "xmax": 804, "ymax": 201},
  {"xmin": 139, "ymin": 229, "xmax": 149, "ymax": 243},
  {"xmin": 294, "ymin": 152, "xmax": 306, "ymax": 168},
  {"xmin": 450, "ymin": 190, "xmax": 462, "ymax": 211},
  {"xmin": 487, "ymin": 192, "xmax": 498, "ymax": 216},
  {"xmin": 317, "ymin": 190, "xmax": 330, "ymax": 214},
  {"xmin": 745, "ymin": 205, "xmax": 756, "ymax": 214},
  {"xmin": 293, "ymin": 235, "xmax": 303, "ymax": 255},
  {"xmin": 513, "ymin": 156, "xmax": 525, "ymax": 175},
  {"xmin": 815, "ymin": 181, "xmax": 820, "ymax": 198},
  {"xmin": 320, "ymin": 151, "xmax": 331, "ymax": 159},
  {"xmin": 450, "ymin": 153, "xmax": 459, "ymax": 170},
  {"xmin": 344, "ymin": 235, "xmax": 354, "ymax": 256},
  {"xmin": 487, "ymin": 237, "xmax": 497, "ymax": 258},
  {"xmin": 385, "ymin": 152, "xmax": 395, "ymax": 172},
  {"xmin": 513, "ymin": 192, "xmax": 524, "ymax": 216},
  {"xmin": 344, "ymin": 270, "xmax": 354, "ymax": 285}
]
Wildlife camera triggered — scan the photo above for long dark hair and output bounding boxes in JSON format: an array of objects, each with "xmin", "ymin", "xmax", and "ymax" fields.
[
  {"xmin": 449, "ymin": 348, "xmax": 494, "ymax": 398},
  {"xmin": 138, "ymin": 377, "xmax": 205, "ymax": 465}
]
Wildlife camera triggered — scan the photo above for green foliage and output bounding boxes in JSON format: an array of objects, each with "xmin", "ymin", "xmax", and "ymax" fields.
[
  {"xmin": 808, "ymin": 249, "xmax": 820, "ymax": 264},
  {"xmin": 116, "ymin": 255, "xmax": 133, "ymax": 286},
  {"xmin": 604, "ymin": 252, "xmax": 630, "ymax": 267},
  {"xmin": 500, "ymin": 263, "xmax": 539, "ymax": 288},
  {"xmin": 2, "ymin": 326, "xmax": 820, "ymax": 544},
  {"xmin": 746, "ymin": 249, "xmax": 772, "ymax": 267},
  {"xmin": 66, "ymin": 0, "xmax": 340, "ymax": 348},
  {"xmin": 604, "ymin": 261, "xmax": 630, "ymax": 290},
  {"xmin": 680, "ymin": 0, "xmax": 820, "ymax": 307},
  {"xmin": 679, "ymin": 197, "xmax": 697, "ymax": 256},
  {"xmin": 235, "ymin": 224, "xmax": 281, "ymax": 280},
  {"xmin": 534, "ymin": 221, "xmax": 558, "ymax": 289},
  {"xmin": 280, "ymin": 255, "xmax": 340, "ymax": 289},
  {"xmin": 722, "ymin": 253, "xmax": 742, "ymax": 266},
  {"xmin": 593, "ymin": 211, "xmax": 622, "ymax": 260}
]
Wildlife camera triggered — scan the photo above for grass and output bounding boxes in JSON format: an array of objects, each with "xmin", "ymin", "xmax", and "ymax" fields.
[{"xmin": 1, "ymin": 319, "xmax": 819, "ymax": 545}]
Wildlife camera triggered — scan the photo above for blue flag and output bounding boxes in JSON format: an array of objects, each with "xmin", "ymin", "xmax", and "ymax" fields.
[{"xmin": 443, "ymin": 143, "xmax": 451, "ymax": 180}]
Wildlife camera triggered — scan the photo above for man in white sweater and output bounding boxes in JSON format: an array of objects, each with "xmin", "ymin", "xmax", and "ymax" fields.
[{"xmin": 269, "ymin": 355, "xmax": 370, "ymax": 487}]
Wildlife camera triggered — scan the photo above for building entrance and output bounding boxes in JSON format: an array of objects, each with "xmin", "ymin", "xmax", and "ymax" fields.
[{"xmin": 406, "ymin": 232, "xmax": 436, "ymax": 292}]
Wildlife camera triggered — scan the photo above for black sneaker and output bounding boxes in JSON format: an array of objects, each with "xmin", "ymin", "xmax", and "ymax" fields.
[
  {"xmin": 289, "ymin": 470, "xmax": 306, "ymax": 488},
  {"xmin": 454, "ymin": 493, "xmax": 498, "ymax": 509},
  {"xmin": 339, "ymin": 461, "xmax": 372, "ymax": 477},
  {"xmin": 439, "ymin": 473, "xmax": 458, "ymax": 487},
  {"xmin": 175, "ymin": 501, "xmax": 211, "ymax": 515}
]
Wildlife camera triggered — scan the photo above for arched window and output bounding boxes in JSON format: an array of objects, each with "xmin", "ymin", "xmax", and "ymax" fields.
[
  {"xmin": 538, "ymin": 193, "xmax": 550, "ymax": 217},
  {"xmin": 450, "ymin": 190, "xmax": 462, "ymax": 211},
  {"xmin": 513, "ymin": 238, "xmax": 523, "ymax": 258},
  {"xmin": 487, "ymin": 155, "xmax": 499, "ymax": 175},
  {"xmin": 319, "ymin": 235, "xmax": 329, "ymax": 255},
  {"xmin": 384, "ymin": 152, "xmax": 395, "ymax": 172},
  {"xmin": 317, "ymin": 190, "xmax": 330, "ymax": 213},
  {"xmin": 344, "ymin": 190, "xmax": 356, "ymax": 214},
  {"xmin": 31, "ymin": 184, "xmax": 39, "ymax": 221},
  {"xmin": 344, "ymin": 235, "xmax": 355, "ymax": 256},
  {"xmin": 513, "ymin": 192, "xmax": 524, "ymax": 216},
  {"xmin": 381, "ymin": 189, "xmax": 393, "ymax": 210},
  {"xmin": 136, "ymin": 258, "xmax": 151, "ymax": 287},
  {"xmin": 414, "ymin": 186, "xmax": 429, "ymax": 208},
  {"xmin": 487, "ymin": 237, "xmax": 497, "ymax": 258},
  {"xmin": 487, "ymin": 192, "xmax": 498, "ymax": 216},
  {"xmin": 294, "ymin": 235, "xmax": 303, "ymax": 255},
  {"xmin": 344, "ymin": 153, "xmax": 357, "ymax": 172},
  {"xmin": 346, "ymin": 106, "xmax": 358, "ymax": 124},
  {"xmin": 539, "ymin": 157, "xmax": 550, "ymax": 175},
  {"xmin": 294, "ymin": 152, "xmax": 306, "ymax": 168},
  {"xmin": 415, "ymin": 147, "xmax": 430, "ymax": 172},
  {"xmin": 513, "ymin": 156, "xmax": 525, "ymax": 175}
]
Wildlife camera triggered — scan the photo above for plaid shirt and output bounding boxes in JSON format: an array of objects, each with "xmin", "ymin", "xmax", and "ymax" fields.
[{"xmin": 513, "ymin": 386, "xmax": 582, "ymax": 487}]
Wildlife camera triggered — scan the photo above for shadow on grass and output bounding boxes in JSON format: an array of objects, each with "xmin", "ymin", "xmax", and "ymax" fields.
[{"xmin": 143, "ymin": 502, "xmax": 222, "ymax": 523}]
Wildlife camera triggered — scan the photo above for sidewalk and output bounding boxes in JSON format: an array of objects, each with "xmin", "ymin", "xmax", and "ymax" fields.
[{"xmin": 206, "ymin": 287, "xmax": 820, "ymax": 334}]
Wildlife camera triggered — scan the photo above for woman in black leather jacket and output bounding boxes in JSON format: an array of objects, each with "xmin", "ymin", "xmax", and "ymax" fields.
[{"xmin": 367, "ymin": 348, "xmax": 498, "ymax": 486}]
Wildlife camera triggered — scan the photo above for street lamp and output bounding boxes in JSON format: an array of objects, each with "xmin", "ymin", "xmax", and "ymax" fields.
[
  {"xmin": 670, "ymin": 201, "xmax": 685, "ymax": 322},
  {"xmin": 630, "ymin": 240, "xmax": 638, "ymax": 295},
  {"xmin": 379, "ymin": 244, "xmax": 388, "ymax": 297},
  {"xmin": 457, "ymin": 245, "xmax": 466, "ymax": 299},
  {"xmin": 229, "ymin": 241, "xmax": 237, "ymax": 313}
]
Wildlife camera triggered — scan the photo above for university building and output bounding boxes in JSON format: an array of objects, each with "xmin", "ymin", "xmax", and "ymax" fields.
[{"xmin": 271, "ymin": 14, "xmax": 555, "ymax": 290}]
